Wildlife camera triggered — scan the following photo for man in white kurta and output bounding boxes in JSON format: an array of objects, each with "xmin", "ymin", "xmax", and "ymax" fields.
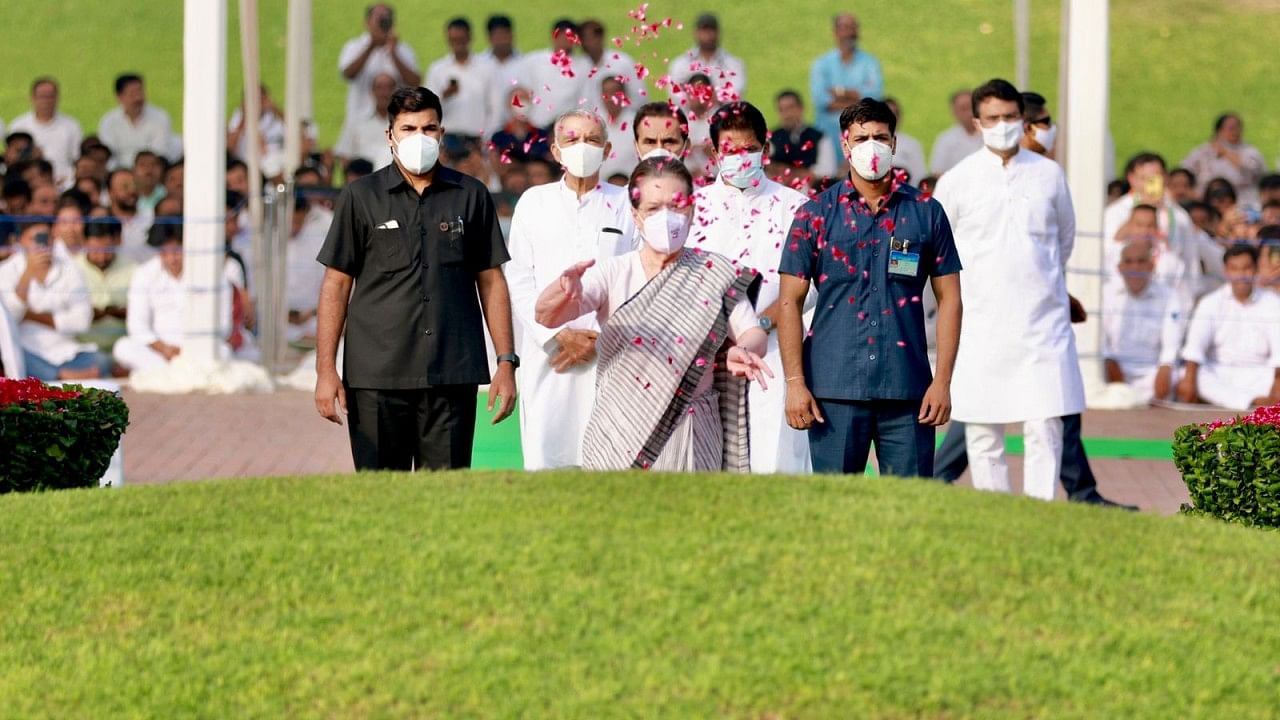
[
  {"xmin": 10, "ymin": 78, "xmax": 82, "ymax": 189},
  {"xmin": 691, "ymin": 106, "xmax": 811, "ymax": 473},
  {"xmin": 933, "ymin": 80, "xmax": 1085, "ymax": 501},
  {"xmin": 504, "ymin": 111, "xmax": 637, "ymax": 469},
  {"xmin": 1178, "ymin": 246, "xmax": 1280, "ymax": 410},
  {"xmin": 518, "ymin": 22, "xmax": 590, "ymax": 129},
  {"xmin": 1102, "ymin": 237, "xmax": 1189, "ymax": 403},
  {"xmin": 337, "ymin": 5, "xmax": 421, "ymax": 145}
]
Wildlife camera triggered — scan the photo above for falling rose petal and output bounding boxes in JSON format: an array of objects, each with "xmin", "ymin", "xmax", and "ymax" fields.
[
  {"xmin": 896, "ymin": 341, "xmax": 907, "ymax": 347},
  {"xmin": 857, "ymin": 310, "xmax": 867, "ymax": 319},
  {"xmin": 695, "ymin": 357, "xmax": 707, "ymax": 368},
  {"xmin": 897, "ymin": 297, "xmax": 908, "ymax": 308},
  {"xmin": 675, "ymin": 336, "xmax": 685, "ymax": 345},
  {"xmin": 633, "ymin": 336, "xmax": 644, "ymax": 346},
  {"xmin": 867, "ymin": 337, "xmax": 875, "ymax": 345}
]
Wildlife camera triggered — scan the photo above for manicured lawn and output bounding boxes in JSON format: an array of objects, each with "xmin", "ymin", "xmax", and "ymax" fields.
[
  {"xmin": 2, "ymin": 471, "xmax": 1277, "ymax": 717},
  {"xmin": 1, "ymin": 1, "xmax": 1277, "ymax": 170}
]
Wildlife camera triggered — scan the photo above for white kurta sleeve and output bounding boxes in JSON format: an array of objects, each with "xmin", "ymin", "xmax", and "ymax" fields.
[
  {"xmin": 125, "ymin": 269, "xmax": 158, "ymax": 347},
  {"xmin": 1267, "ymin": 299, "xmax": 1280, "ymax": 369},
  {"xmin": 1158, "ymin": 294, "xmax": 1190, "ymax": 367},
  {"xmin": 725, "ymin": 299, "xmax": 759, "ymax": 343},
  {"xmin": 503, "ymin": 204, "xmax": 561, "ymax": 350},
  {"xmin": 1180, "ymin": 297, "xmax": 1214, "ymax": 365},
  {"xmin": 0, "ymin": 263, "xmax": 25, "ymax": 320},
  {"xmin": 1055, "ymin": 169, "xmax": 1077, "ymax": 267}
]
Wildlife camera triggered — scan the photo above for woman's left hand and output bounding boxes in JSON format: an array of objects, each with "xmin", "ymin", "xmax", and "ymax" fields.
[{"xmin": 725, "ymin": 346, "xmax": 774, "ymax": 389}]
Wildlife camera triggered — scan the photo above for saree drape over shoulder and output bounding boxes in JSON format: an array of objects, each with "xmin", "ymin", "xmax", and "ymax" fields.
[{"xmin": 581, "ymin": 250, "xmax": 761, "ymax": 472}]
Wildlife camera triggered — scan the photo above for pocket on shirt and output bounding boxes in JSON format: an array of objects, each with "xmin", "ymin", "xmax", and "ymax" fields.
[{"xmin": 372, "ymin": 227, "xmax": 413, "ymax": 272}]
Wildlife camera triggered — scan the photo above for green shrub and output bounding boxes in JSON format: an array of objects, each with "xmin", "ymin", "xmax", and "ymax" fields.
[
  {"xmin": 1173, "ymin": 406, "xmax": 1280, "ymax": 528},
  {"xmin": 0, "ymin": 379, "xmax": 130, "ymax": 493}
]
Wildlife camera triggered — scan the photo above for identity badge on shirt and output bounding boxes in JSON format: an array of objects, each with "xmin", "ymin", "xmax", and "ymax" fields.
[{"xmin": 888, "ymin": 237, "xmax": 920, "ymax": 277}]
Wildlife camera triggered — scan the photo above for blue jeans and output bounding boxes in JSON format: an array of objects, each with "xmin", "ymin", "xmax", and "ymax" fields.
[
  {"xmin": 22, "ymin": 349, "xmax": 112, "ymax": 381},
  {"xmin": 809, "ymin": 398, "xmax": 935, "ymax": 477}
]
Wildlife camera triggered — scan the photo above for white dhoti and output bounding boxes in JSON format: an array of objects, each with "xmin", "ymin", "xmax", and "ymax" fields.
[
  {"xmin": 1197, "ymin": 364, "xmax": 1275, "ymax": 410},
  {"xmin": 516, "ymin": 357, "xmax": 597, "ymax": 470},
  {"xmin": 965, "ymin": 417, "xmax": 1064, "ymax": 501},
  {"xmin": 750, "ymin": 333, "xmax": 811, "ymax": 474},
  {"xmin": 113, "ymin": 337, "xmax": 170, "ymax": 372}
]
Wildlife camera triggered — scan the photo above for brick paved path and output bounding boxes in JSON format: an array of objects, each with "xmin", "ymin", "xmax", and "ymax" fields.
[{"xmin": 119, "ymin": 390, "xmax": 1225, "ymax": 514}]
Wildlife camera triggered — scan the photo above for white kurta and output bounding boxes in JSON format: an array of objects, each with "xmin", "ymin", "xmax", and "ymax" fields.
[
  {"xmin": 1102, "ymin": 194, "xmax": 1223, "ymax": 303},
  {"xmin": 691, "ymin": 178, "xmax": 811, "ymax": 473},
  {"xmin": 504, "ymin": 180, "xmax": 637, "ymax": 469},
  {"xmin": 1180, "ymin": 285, "xmax": 1280, "ymax": 410},
  {"xmin": 1102, "ymin": 279, "xmax": 1188, "ymax": 401},
  {"xmin": 934, "ymin": 147, "xmax": 1086, "ymax": 423},
  {"xmin": 338, "ymin": 33, "xmax": 420, "ymax": 138},
  {"xmin": 114, "ymin": 256, "xmax": 232, "ymax": 371},
  {"xmin": 10, "ymin": 111, "xmax": 83, "ymax": 188},
  {"xmin": 425, "ymin": 53, "xmax": 497, "ymax": 137},
  {"xmin": 518, "ymin": 50, "xmax": 590, "ymax": 128},
  {"xmin": 0, "ymin": 251, "xmax": 95, "ymax": 365},
  {"xmin": 929, "ymin": 124, "xmax": 983, "ymax": 175},
  {"xmin": 600, "ymin": 110, "xmax": 639, "ymax": 180}
]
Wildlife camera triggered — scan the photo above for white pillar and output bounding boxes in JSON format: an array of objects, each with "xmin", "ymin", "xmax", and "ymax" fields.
[
  {"xmin": 284, "ymin": 0, "xmax": 312, "ymax": 179},
  {"xmin": 1063, "ymin": 0, "xmax": 1109, "ymax": 385},
  {"xmin": 1014, "ymin": 0, "xmax": 1031, "ymax": 90},
  {"xmin": 182, "ymin": 0, "xmax": 228, "ymax": 363}
]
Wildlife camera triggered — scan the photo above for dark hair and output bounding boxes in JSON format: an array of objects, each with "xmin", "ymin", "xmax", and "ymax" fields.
[
  {"xmin": 970, "ymin": 78, "xmax": 1023, "ymax": 117},
  {"xmin": 1107, "ymin": 179, "xmax": 1130, "ymax": 197},
  {"xmin": 1223, "ymin": 243, "xmax": 1258, "ymax": 265},
  {"xmin": 365, "ymin": 4, "xmax": 392, "ymax": 20},
  {"xmin": 29, "ymin": 158, "xmax": 54, "ymax": 178},
  {"xmin": 1213, "ymin": 112, "xmax": 1240, "ymax": 133},
  {"xmin": 227, "ymin": 158, "xmax": 248, "ymax": 173},
  {"xmin": 163, "ymin": 159, "xmax": 184, "ymax": 180},
  {"xmin": 709, "ymin": 101, "xmax": 767, "ymax": 147},
  {"xmin": 687, "ymin": 72, "xmax": 713, "ymax": 86},
  {"xmin": 1265, "ymin": 200, "xmax": 1280, "ymax": 211},
  {"xmin": 1131, "ymin": 203, "xmax": 1159, "ymax": 216},
  {"xmin": 86, "ymin": 216, "xmax": 122, "ymax": 239},
  {"xmin": 59, "ymin": 188, "xmax": 93, "ymax": 215},
  {"xmin": 31, "ymin": 76, "xmax": 57, "ymax": 95},
  {"xmin": 627, "ymin": 157, "xmax": 694, "ymax": 208},
  {"xmin": 1169, "ymin": 167, "xmax": 1196, "ymax": 186},
  {"xmin": 1205, "ymin": 183, "xmax": 1237, "ymax": 206},
  {"xmin": 1182, "ymin": 199, "xmax": 1220, "ymax": 222},
  {"xmin": 839, "ymin": 98, "xmax": 897, "ymax": 136},
  {"xmin": 106, "ymin": 168, "xmax": 133, "ymax": 189},
  {"xmin": 147, "ymin": 221, "xmax": 183, "ymax": 247},
  {"xmin": 580, "ymin": 19, "xmax": 605, "ymax": 37},
  {"xmin": 949, "ymin": 88, "xmax": 971, "ymax": 104},
  {"xmin": 1020, "ymin": 91, "xmax": 1047, "ymax": 121},
  {"xmin": 1258, "ymin": 224, "xmax": 1280, "ymax": 242},
  {"xmin": 114, "ymin": 73, "xmax": 143, "ymax": 96},
  {"xmin": 225, "ymin": 190, "xmax": 245, "ymax": 211},
  {"xmin": 1259, "ymin": 173, "xmax": 1280, "ymax": 191},
  {"xmin": 1124, "ymin": 152, "xmax": 1166, "ymax": 177},
  {"xmin": 5, "ymin": 131, "xmax": 34, "ymax": 147},
  {"xmin": 446, "ymin": 17, "xmax": 470, "ymax": 33},
  {"xmin": 776, "ymin": 89, "xmax": 803, "ymax": 107},
  {"xmin": 632, "ymin": 102, "xmax": 689, "ymax": 141},
  {"xmin": 387, "ymin": 86, "xmax": 443, "ymax": 126},
  {"xmin": 486, "ymin": 14, "xmax": 512, "ymax": 33},
  {"xmin": 552, "ymin": 18, "xmax": 578, "ymax": 35},
  {"xmin": 2, "ymin": 178, "xmax": 32, "ymax": 202}
]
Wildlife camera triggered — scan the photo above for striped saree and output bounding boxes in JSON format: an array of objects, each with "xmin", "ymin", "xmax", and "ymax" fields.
[{"xmin": 581, "ymin": 249, "xmax": 761, "ymax": 472}]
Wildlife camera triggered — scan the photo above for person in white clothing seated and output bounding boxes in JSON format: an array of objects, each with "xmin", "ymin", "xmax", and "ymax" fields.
[
  {"xmin": 0, "ymin": 223, "xmax": 110, "ymax": 380},
  {"xmin": 504, "ymin": 109, "xmax": 637, "ymax": 470},
  {"xmin": 1177, "ymin": 244, "xmax": 1280, "ymax": 409},
  {"xmin": 113, "ymin": 223, "xmax": 232, "ymax": 373},
  {"xmin": 1102, "ymin": 235, "xmax": 1190, "ymax": 402},
  {"xmin": 286, "ymin": 194, "xmax": 333, "ymax": 344}
]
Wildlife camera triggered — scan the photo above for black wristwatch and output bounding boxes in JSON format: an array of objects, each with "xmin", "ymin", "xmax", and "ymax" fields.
[{"xmin": 496, "ymin": 352, "xmax": 521, "ymax": 369}]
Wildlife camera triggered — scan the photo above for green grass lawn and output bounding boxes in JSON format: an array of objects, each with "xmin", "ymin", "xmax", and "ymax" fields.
[
  {"xmin": 1, "ymin": 1, "xmax": 1278, "ymax": 171},
  {"xmin": 2, "ymin": 472, "xmax": 1277, "ymax": 717}
]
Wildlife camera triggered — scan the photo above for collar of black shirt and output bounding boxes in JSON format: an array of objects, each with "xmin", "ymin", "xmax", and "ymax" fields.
[{"xmin": 378, "ymin": 163, "xmax": 465, "ymax": 195}]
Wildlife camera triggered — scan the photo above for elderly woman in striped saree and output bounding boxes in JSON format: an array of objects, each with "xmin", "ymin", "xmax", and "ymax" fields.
[{"xmin": 535, "ymin": 157, "xmax": 773, "ymax": 471}]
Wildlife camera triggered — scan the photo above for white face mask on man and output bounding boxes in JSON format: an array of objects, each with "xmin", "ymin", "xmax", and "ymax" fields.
[
  {"xmin": 846, "ymin": 140, "xmax": 894, "ymax": 181},
  {"xmin": 640, "ymin": 147, "xmax": 679, "ymax": 161},
  {"xmin": 1033, "ymin": 124, "xmax": 1057, "ymax": 153},
  {"xmin": 640, "ymin": 208, "xmax": 691, "ymax": 254},
  {"xmin": 392, "ymin": 133, "xmax": 440, "ymax": 175},
  {"xmin": 980, "ymin": 120, "xmax": 1024, "ymax": 152},
  {"xmin": 556, "ymin": 141, "xmax": 605, "ymax": 178},
  {"xmin": 718, "ymin": 151, "xmax": 765, "ymax": 189}
]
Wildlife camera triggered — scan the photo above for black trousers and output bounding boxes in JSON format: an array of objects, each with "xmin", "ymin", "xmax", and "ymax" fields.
[
  {"xmin": 933, "ymin": 413, "xmax": 1101, "ymax": 500},
  {"xmin": 345, "ymin": 385, "xmax": 478, "ymax": 471}
]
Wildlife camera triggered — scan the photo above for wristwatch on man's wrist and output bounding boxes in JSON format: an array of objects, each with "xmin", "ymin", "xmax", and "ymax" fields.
[
  {"xmin": 758, "ymin": 316, "xmax": 774, "ymax": 333},
  {"xmin": 496, "ymin": 352, "xmax": 521, "ymax": 369}
]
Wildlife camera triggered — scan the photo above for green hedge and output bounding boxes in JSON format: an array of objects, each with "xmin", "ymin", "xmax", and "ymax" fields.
[
  {"xmin": 0, "ymin": 381, "xmax": 130, "ymax": 493},
  {"xmin": 1173, "ymin": 411, "xmax": 1280, "ymax": 528}
]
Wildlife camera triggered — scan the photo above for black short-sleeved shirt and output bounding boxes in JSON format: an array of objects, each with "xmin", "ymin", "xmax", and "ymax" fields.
[{"xmin": 317, "ymin": 163, "xmax": 509, "ymax": 389}]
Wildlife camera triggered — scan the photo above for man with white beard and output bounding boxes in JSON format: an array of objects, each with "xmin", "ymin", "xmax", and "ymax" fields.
[
  {"xmin": 933, "ymin": 78, "xmax": 1085, "ymax": 501},
  {"xmin": 692, "ymin": 101, "xmax": 811, "ymax": 473},
  {"xmin": 504, "ymin": 110, "xmax": 637, "ymax": 469}
]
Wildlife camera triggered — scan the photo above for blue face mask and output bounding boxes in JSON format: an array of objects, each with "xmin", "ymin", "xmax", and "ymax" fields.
[{"xmin": 719, "ymin": 151, "xmax": 765, "ymax": 189}]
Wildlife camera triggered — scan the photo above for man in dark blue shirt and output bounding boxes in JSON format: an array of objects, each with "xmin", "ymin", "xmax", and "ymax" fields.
[{"xmin": 777, "ymin": 98, "xmax": 962, "ymax": 476}]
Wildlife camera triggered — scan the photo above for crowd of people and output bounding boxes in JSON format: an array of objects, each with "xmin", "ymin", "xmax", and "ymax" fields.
[{"xmin": 2, "ymin": 6, "xmax": 1279, "ymax": 498}]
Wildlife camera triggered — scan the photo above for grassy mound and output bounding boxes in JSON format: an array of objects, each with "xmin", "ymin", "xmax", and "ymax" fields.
[{"xmin": 2, "ymin": 472, "xmax": 1277, "ymax": 718}]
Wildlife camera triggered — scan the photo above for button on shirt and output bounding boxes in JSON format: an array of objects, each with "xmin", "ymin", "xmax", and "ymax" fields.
[
  {"xmin": 780, "ymin": 180, "xmax": 961, "ymax": 401},
  {"xmin": 316, "ymin": 164, "xmax": 508, "ymax": 389}
]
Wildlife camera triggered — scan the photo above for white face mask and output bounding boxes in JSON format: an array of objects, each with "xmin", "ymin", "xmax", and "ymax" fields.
[
  {"xmin": 1033, "ymin": 124, "xmax": 1057, "ymax": 153},
  {"xmin": 640, "ymin": 147, "xmax": 678, "ymax": 161},
  {"xmin": 846, "ymin": 140, "xmax": 894, "ymax": 181},
  {"xmin": 980, "ymin": 120, "xmax": 1023, "ymax": 152},
  {"xmin": 640, "ymin": 208, "xmax": 690, "ymax": 254},
  {"xmin": 556, "ymin": 141, "xmax": 605, "ymax": 178},
  {"xmin": 392, "ymin": 133, "xmax": 440, "ymax": 175},
  {"xmin": 718, "ymin": 150, "xmax": 765, "ymax": 189}
]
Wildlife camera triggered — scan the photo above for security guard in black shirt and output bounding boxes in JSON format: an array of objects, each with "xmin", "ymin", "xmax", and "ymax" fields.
[{"xmin": 315, "ymin": 87, "xmax": 518, "ymax": 470}]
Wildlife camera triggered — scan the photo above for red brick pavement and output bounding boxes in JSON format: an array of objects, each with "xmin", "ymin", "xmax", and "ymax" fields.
[{"xmin": 120, "ymin": 390, "xmax": 1225, "ymax": 514}]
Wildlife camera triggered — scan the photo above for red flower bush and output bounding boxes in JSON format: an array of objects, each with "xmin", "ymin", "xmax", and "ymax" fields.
[
  {"xmin": 0, "ymin": 377, "xmax": 81, "ymax": 405},
  {"xmin": 1, "ymin": 378, "xmax": 127, "ymax": 493}
]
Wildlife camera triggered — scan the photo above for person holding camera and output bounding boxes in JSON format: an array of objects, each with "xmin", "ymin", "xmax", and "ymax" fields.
[{"xmin": 338, "ymin": 4, "xmax": 421, "ymax": 155}]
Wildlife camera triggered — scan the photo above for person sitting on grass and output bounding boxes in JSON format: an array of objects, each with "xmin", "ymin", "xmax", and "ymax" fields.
[
  {"xmin": 75, "ymin": 216, "xmax": 136, "ymax": 354},
  {"xmin": 1103, "ymin": 235, "xmax": 1189, "ymax": 402},
  {"xmin": 113, "ymin": 223, "xmax": 232, "ymax": 373},
  {"xmin": 0, "ymin": 223, "xmax": 111, "ymax": 380},
  {"xmin": 1177, "ymin": 244, "xmax": 1280, "ymax": 409}
]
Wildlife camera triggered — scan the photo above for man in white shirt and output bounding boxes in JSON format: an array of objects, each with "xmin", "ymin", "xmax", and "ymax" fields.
[
  {"xmin": 519, "ymin": 19, "xmax": 589, "ymax": 129},
  {"xmin": 599, "ymin": 77, "xmax": 638, "ymax": 180},
  {"xmin": 934, "ymin": 78, "xmax": 1085, "ymax": 501},
  {"xmin": 227, "ymin": 84, "xmax": 287, "ymax": 180},
  {"xmin": 335, "ymin": 73, "xmax": 397, "ymax": 172},
  {"xmin": 1178, "ymin": 244, "xmax": 1280, "ymax": 409},
  {"xmin": 113, "ymin": 224, "xmax": 232, "ymax": 372},
  {"xmin": 667, "ymin": 13, "xmax": 747, "ymax": 99},
  {"xmin": 479, "ymin": 14, "xmax": 523, "ymax": 135},
  {"xmin": 580, "ymin": 19, "xmax": 639, "ymax": 113},
  {"xmin": 337, "ymin": 4, "xmax": 421, "ymax": 148},
  {"xmin": 929, "ymin": 90, "xmax": 982, "ymax": 175},
  {"xmin": 1103, "ymin": 152, "xmax": 1223, "ymax": 304},
  {"xmin": 96, "ymin": 74, "xmax": 177, "ymax": 167},
  {"xmin": 9, "ymin": 77, "xmax": 82, "ymax": 189},
  {"xmin": 883, "ymin": 97, "xmax": 927, "ymax": 184},
  {"xmin": 1103, "ymin": 236, "xmax": 1189, "ymax": 402},
  {"xmin": 106, "ymin": 169, "xmax": 155, "ymax": 263},
  {"xmin": 286, "ymin": 196, "xmax": 333, "ymax": 344},
  {"xmin": 676, "ymin": 73, "xmax": 717, "ymax": 179},
  {"xmin": 504, "ymin": 109, "xmax": 638, "ymax": 469},
  {"xmin": 426, "ymin": 18, "xmax": 496, "ymax": 140},
  {"xmin": 692, "ymin": 101, "xmax": 811, "ymax": 473},
  {"xmin": 0, "ymin": 224, "xmax": 109, "ymax": 380}
]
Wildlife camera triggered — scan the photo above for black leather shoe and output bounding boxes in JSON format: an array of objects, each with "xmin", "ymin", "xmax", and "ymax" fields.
[{"xmin": 1072, "ymin": 492, "xmax": 1139, "ymax": 511}]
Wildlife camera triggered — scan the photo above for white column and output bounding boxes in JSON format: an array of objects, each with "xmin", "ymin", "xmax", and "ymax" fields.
[
  {"xmin": 182, "ymin": 0, "xmax": 228, "ymax": 363},
  {"xmin": 1063, "ymin": 0, "xmax": 1109, "ymax": 385},
  {"xmin": 284, "ymin": 0, "xmax": 312, "ymax": 179},
  {"xmin": 1014, "ymin": 0, "xmax": 1031, "ymax": 90}
]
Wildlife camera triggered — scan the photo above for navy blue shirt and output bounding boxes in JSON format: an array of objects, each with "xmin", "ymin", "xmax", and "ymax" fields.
[{"xmin": 779, "ymin": 179, "xmax": 961, "ymax": 401}]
